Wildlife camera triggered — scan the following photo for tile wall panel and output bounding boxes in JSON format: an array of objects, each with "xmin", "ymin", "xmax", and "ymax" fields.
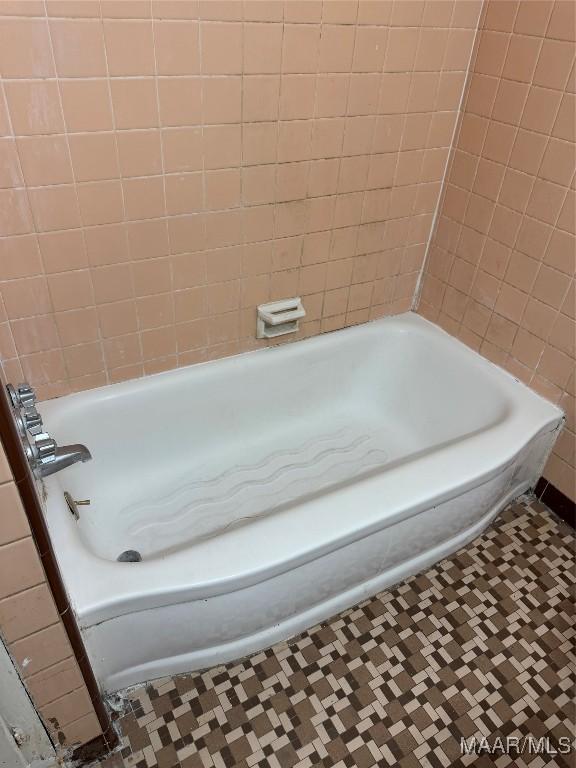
[
  {"xmin": 0, "ymin": 0, "xmax": 481, "ymax": 398},
  {"xmin": 418, "ymin": 0, "xmax": 575, "ymax": 501},
  {"xmin": 0, "ymin": 437, "xmax": 102, "ymax": 748}
]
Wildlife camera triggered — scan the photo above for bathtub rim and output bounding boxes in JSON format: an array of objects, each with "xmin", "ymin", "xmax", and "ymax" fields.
[
  {"xmin": 40, "ymin": 313, "xmax": 563, "ymax": 627},
  {"xmin": 40, "ymin": 311, "xmax": 529, "ymax": 422}
]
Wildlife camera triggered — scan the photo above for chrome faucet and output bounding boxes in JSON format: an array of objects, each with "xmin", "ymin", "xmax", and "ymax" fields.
[
  {"xmin": 37, "ymin": 443, "xmax": 92, "ymax": 478},
  {"xmin": 6, "ymin": 383, "xmax": 92, "ymax": 478}
]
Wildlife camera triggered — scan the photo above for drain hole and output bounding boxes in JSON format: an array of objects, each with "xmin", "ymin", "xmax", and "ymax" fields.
[{"xmin": 117, "ymin": 550, "xmax": 142, "ymax": 562}]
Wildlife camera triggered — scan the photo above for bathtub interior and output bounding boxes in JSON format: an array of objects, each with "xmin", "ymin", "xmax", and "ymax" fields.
[{"xmin": 43, "ymin": 317, "xmax": 511, "ymax": 562}]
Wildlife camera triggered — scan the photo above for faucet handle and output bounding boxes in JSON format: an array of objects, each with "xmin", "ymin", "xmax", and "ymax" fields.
[
  {"xmin": 34, "ymin": 434, "xmax": 57, "ymax": 465},
  {"xmin": 23, "ymin": 407, "xmax": 43, "ymax": 436},
  {"xmin": 6, "ymin": 382, "xmax": 37, "ymax": 409},
  {"xmin": 16, "ymin": 383, "xmax": 37, "ymax": 408}
]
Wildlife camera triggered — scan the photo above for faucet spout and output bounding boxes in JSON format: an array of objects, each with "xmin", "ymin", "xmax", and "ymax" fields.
[{"xmin": 39, "ymin": 444, "xmax": 92, "ymax": 478}]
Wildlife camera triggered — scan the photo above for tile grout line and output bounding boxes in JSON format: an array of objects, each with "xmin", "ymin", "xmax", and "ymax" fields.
[{"xmin": 412, "ymin": 0, "xmax": 485, "ymax": 314}]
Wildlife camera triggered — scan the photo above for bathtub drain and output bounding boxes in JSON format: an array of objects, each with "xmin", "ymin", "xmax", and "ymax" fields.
[{"xmin": 117, "ymin": 550, "xmax": 142, "ymax": 562}]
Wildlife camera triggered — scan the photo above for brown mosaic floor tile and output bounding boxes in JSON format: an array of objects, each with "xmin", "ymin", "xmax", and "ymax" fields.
[{"xmin": 97, "ymin": 497, "xmax": 575, "ymax": 768}]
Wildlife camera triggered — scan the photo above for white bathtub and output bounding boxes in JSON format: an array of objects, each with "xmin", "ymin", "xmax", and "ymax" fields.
[{"xmin": 41, "ymin": 313, "xmax": 563, "ymax": 692}]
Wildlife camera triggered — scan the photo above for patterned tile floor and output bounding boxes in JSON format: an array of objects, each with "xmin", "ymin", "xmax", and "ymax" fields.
[{"xmin": 97, "ymin": 497, "xmax": 575, "ymax": 768}]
